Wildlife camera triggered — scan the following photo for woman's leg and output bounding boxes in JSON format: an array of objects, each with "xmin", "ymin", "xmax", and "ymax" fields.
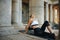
[
  {"xmin": 42, "ymin": 32, "xmax": 55, "ymax": 39},
  {"xmin": 40, "ymin": 21, "xmax": 50, "ymax": 32},
  {"xmin": 34, "ymin": 21, "xmax": 49, "ymax": 35},
  {"xmin": 34, "ymin": 21, "xmax": 55, "ymax": 39},
  {"xmin": 34, "ymin": 28, "xmax": 55, "ymax": 39},
  {"xmin": 34, "ymin": 28, "xmax": 43, "ymax": 36},
  {"xmin": 40, "ymin": 21, "xmax": 55, "ymax": 39}
]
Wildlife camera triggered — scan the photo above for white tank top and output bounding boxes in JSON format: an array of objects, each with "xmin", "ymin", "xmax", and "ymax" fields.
[{"xmin": 31, "ymin": 19, "xmax": 39, "ymax": 25}]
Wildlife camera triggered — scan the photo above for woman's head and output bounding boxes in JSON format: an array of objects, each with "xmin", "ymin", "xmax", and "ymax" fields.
[{"xmin": 30, "ymin": 14, "xmax": 35, "ymax": 18}]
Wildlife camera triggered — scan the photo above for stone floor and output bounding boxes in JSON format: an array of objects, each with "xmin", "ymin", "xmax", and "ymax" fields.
[
  {"xmin": 0, "ymin": 30, "xmax": 58, "ymax": 40},
  {"xmin": 0, "ymin": 32, "xmax": 48, "ymax": 40},
  {"xmin": 0, "ymin": 25, "xmax": 58, "ymax": 40}
]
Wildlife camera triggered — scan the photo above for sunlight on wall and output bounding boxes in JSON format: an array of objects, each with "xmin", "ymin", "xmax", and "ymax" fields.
[{"xmin": 54, "ymin": 9, "xmax": 59, "ymax": 24}]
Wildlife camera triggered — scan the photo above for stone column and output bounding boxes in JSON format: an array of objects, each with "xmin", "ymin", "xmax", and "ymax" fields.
[
  {"xmin": 0, "ymin": 0, "xmax": 17, "ymax": 36},
  {"xmin": 50, "ymin": 4, "xmax": 53, "ymax": 23},
  {"xmin": 29, "ymin": 0, "xmax": 44, "ymax": 26},
  {"xmin": 19, "ymin": 0, "xmax": 22, "ymax": 25},
  {"xmin": 12, "ymin": 0, "xmax": 20, "ymax": 24},
  {"xmin": 19, "ymin": 0, "xmax": 24, "ymax": 29},
  {"xmin": 46, "ymin": 2, "xmax": 49, "ymax": 21},
  {"xmin": 12, "ymin": 0, "xmax": 24, "ymax": 29}
]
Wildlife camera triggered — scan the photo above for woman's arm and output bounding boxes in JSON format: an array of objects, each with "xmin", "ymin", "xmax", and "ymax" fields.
[
  {"xmin": 25, "ymin": 18, "xmax": 33, "ymax": 33},
  {"xmin": 47, "ymin": 26, "xmax": 52, "ymax": 33}
]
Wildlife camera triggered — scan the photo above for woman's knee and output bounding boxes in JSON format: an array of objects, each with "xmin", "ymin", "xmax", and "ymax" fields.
[{"xmin": 44, "ymin": 21, "xmax": 50, "ymax": 26}]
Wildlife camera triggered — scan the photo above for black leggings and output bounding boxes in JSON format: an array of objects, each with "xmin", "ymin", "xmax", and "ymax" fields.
[{"xmin": 34, "ymin": 21, "xmax": 55, "ymax": 39}]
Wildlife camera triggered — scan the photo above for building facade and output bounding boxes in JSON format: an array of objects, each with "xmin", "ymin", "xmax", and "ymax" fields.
[{"xmin": 0, "ymin": 0, "xmax": 59, "ymax": 38}]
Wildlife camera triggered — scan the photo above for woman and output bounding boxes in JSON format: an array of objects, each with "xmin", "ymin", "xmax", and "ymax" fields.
[{"xmin": 25, "ymin": 14, "xmax": 55, "ymax": 39}]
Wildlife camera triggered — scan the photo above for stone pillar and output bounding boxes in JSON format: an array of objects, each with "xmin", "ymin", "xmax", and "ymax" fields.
[
  {"xmin": 12, "ymin": 0, "xmax": 20, "ymax": 24},
  {"xmin": 29, "ymin": 0, "xmax": 44, "ymax": 26},
  {"xmin": 19, "ymin": 0, "xmax": 22, "ymax": 25},
  {"xmin": 0, "ymin": 0, "xmax": 17, "ymax": 36},
  {"xmin": 12, "ymin": 0, "xmax": 24, "ymax": 29},
  {"xmin": 50, "ymin": 4, "xmax": 53, "ymax": 23},
  {"xmin": 46, "ymin": 2, "xmax": 49, "ymax": 21}
]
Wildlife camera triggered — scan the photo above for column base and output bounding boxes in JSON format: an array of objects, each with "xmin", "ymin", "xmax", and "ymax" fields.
[
  {"xmin": 12, "ymin": 23, "xmax": 25, "ymax": 30},
  {"xmin": 0, "ymin": 26, "xmax": 19, "ymax": 36}
]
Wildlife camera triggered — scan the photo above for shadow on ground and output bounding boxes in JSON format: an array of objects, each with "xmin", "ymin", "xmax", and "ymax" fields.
[{"xmin": 19, "ymin": 30, "xmax": 55, "ymax": 40}]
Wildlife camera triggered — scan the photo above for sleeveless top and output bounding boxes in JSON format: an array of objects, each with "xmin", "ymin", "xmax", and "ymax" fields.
[{"xmin": 30, "ymin": 18, "xmax": 39, "ymax": 28}]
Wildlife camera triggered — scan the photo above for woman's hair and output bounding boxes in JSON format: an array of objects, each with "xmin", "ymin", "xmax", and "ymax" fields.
[
  {"xmin": 30, "ymin": 14, "xmax": 35, "ymax": 18},
  {"xmin": 30, "ymin": 15, "xmax": 32, "ymax": 18}
]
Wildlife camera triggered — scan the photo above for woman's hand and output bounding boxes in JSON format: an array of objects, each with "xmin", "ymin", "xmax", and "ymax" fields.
[
  {"xmin": 23, "ymin": 31, "xmax": 27, "ymax": 34},
  {"xmin": 25, "ymin": 18, "xmax": 33, "ymax": 34}
]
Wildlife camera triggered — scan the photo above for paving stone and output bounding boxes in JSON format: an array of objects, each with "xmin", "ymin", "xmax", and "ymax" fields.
[{"xmin": 0, "ymin": 33, "xmax": 47, "ymax": 40}]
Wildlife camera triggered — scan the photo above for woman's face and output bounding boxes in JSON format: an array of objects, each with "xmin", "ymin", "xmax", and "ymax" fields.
[{"xmin": 31, "ymin": 14, "xmax": 35, "ymax": 18}]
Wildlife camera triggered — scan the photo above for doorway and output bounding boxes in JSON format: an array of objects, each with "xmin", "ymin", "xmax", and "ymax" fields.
[{"xmin": 22, "ymin": 0, "xmax": 29, "ymax": 24}]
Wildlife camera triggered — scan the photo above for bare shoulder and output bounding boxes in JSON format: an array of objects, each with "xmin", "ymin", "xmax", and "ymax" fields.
[
  {"xmin": 28, "ymin": 18, "xmax": 33, "ymax": 23},
  {"xmin": 29, "ymin": 18, "xmax": 33, "ymax": 21}
]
